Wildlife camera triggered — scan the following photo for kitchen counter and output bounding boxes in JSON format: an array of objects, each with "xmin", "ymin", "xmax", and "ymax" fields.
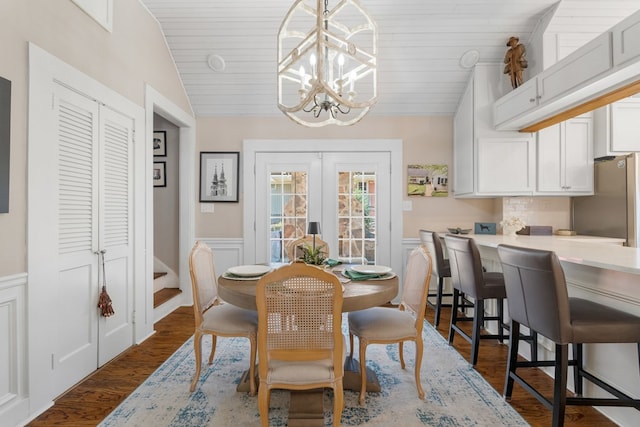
[
  {"xmin": 453, "ymin": 233, "xmax": 640, "ymax": 427},
  {"xmin": 466, "ymin": 234, "xmax": 638, "ymax": 274}
]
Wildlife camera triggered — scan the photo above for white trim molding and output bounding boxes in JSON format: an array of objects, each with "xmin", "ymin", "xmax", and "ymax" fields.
[{"xmin": 0, "ymin": 273, "xmax": 28, "ymax": 426}]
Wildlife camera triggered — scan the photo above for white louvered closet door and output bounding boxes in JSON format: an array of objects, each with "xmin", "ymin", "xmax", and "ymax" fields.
[
  {"xmin": 97, "ymin": 106, "xmax": 134, "ymax": 366},
  {"xmin": 50, "ymin": 84, "xmax": 134, "ymax": 395}
]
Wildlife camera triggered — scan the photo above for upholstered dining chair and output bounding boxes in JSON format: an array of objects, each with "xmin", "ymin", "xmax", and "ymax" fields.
[
  {"xmin": 498, "ymin": 244, "xmax": 640, "ymax": 427},
  {"xmin": 286, "ymin": 235, "xmax": 330, "ymax": 262},
  {"xmin": 348, "ymin": 245, "xmax": 433, "ymax": 405},
  {"xmin": 418, "ymin": 229, "xmax": 453, "ymax": 327},
  {"xmin": 256, "ymin": 262, "xmax": 344, "ymax": 427},
  {"xmin": 188, "ymin": 241, "xmax": 258, "ymax": 394}
]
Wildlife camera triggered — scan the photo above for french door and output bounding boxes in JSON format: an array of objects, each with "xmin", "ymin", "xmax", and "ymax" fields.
[{"xmin": 254, "ymin": 151, "xmax": 391, "ymax": 267}]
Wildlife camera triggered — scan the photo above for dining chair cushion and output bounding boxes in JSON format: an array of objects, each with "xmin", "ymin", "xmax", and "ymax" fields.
[
  {"xmin": 267, "ymin": 335, "xmax": 347, "ymax": 385},
  {"xmin": 349, "ymin": 307, "xmax": 416, "ymax": 341},
  {"xmin": 201, "ymin": 304, "xmax": 258, "ymax": 335},
  {"xmin": 569, "ymin": 298, "xmax": 640, "ymax": 344}
]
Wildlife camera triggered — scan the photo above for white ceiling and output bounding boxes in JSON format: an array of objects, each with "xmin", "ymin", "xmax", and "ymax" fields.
[{"xmin": 141, "ymin": 0, "xmax": 640, "ymax": 118}]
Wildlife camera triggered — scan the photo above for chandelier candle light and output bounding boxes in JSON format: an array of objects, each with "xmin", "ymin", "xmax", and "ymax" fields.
[{"xmin": 277, "ymin": 0, "xmax": 377, "ymax": 127}]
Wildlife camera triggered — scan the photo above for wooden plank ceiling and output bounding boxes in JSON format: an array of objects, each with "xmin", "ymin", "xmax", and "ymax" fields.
[{"xmin": 141, "ymin": 0, "xmax": 640, "ymax": 118}]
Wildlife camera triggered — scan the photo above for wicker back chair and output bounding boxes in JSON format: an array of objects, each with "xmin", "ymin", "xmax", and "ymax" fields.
[{"xmin": 256, "ymin": 262, "xmax": 344, "ymax": 427}]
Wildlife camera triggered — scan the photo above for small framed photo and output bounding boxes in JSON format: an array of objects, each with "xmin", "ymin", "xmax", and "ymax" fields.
[
  {"xmin": 474, "ymin": 222, "xmax": 496, "ymax": 235},
  {"xmin": 153, "ymin": 131, "xmax": 166, "ymax": 157},
  {"xmin": 200, "ymin": 152, "xmax": 239, "ymax": 202},
  {"xmin": 153, "ymin": 161, "xmax": 166, "ymax": 187}
]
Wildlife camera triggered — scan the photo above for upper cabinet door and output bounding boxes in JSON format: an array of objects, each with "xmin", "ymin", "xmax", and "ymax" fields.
[
  {"xmin": 563, "ymin": 117, "xmax": 594, "ymax": 193},
  {"xmin": 476, "ymin": 137, "xmax": 535, "ymax": 195},
  {"xmin": 538, "ymin": 32, "xmax": 612, "ymax": 105},
  {"xmin": 612, "ymin": 11, "xmax": 640, "ymax": 66},
  {"xmin": 493, "ymin": 77, "xmax": 538, "ymax": 128},
  {"xmin": 536, "ymin": 116, "xmax": 593, "ymax": 195}
]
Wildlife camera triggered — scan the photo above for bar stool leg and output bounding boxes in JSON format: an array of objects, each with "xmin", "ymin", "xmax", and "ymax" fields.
[
  {"xmin": 572, "ymin": 343, "xmax": 583, "ymax": 396},
  {"xmin": 471, "ymin": 299, "xmax": 485, "ymax": 365},
  {"xmin": 435, "ymin": 276, "xmax": 445, "ymax": 327},
  {"xmin": 497, "ymin": 298, "xmax": 505, "ymax": 343},
  {"xmin": 504, "ymin": 320, "xmax": 520, "ymax": 399},
  {"xmin": 530, "ymin": 331, "xmax": 538, "ymax": 362},
  {"xmin": 552, "ymin": 344, "xmax": 569, "ymax": 427},
  {"xmin": 448, "ymin": 289, "xmax": 460, "ymax": 344}
]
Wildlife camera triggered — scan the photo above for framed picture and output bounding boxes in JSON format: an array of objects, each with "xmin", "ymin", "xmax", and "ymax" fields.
[
  {"xmin": 474, "ymin": 222, "xmax": 496, "ymax": 235},
  {"xmin": 199, "ymin": 152, "xmax": 239, "ymax": 202},
  {"xmin": 153, "ymin": 161, "xmax": 166, "ymax": 187},
  {"xmin": 407, "ymin": 164, "xmax": 448, "ymax": 197},
  {"xmin": 153, "ymin": 131, "xmax": 166, "ymax": 157}
]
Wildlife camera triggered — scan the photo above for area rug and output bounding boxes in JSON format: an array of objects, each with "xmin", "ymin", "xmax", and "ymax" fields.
[{"xmin": 99, "ymin": 317, "xmax": 529, "ymax": 426}]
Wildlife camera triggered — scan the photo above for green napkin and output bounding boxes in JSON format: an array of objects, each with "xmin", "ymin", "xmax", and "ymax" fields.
[
  {"xmin": 324, "ymin": 258, "xmax": 342, "ymax": 267},
  {"xmin": 343, "ymin": 269, "xmax": 384, "ymax": 281}
]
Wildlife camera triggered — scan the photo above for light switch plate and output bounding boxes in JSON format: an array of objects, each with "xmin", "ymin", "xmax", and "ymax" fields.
[{"xmin": 403, "ymin": 200, "xmax": 413, "ymax": 211}]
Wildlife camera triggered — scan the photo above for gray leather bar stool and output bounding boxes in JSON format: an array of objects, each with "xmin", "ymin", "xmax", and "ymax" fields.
[
  {"xmin": 444, "ymin": 234, "xmax": 509, "ymax": 365},
  {"xmin": 498, "ymin": 244, "xmax": 640, "ymax": 427},
  {"xmin": 445, "ymin": 234, "xmax": 538, "ymax": 366},
  {"xmin": 419, "ymin": 230, "xmax": 452, "ymax": 327}
]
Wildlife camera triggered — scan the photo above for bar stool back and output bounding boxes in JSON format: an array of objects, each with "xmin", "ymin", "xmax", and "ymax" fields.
[
  {"xmin": 498, "ymin": 244, "xmax": 640, "ymax": 427},
  {"xmin": 419, "ymin": 230, "xmax": 452, "ymax": 326},
  {"xmin": 444, "ymin": 234, "xmax": 509, "ymax": 365}
]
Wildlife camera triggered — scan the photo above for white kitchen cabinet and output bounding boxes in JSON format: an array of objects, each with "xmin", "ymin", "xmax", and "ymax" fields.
[
  {"xmin": 612, "ymin": 11, "xmax": 640, "ymax": 67},
  {"xmin": 493, "ymin": 30, "xmax": 615, "ymax": 131},
  {"xmin": 537, "ymin": 32, "xmax": 611, "ymax": 105},
  {"xmin": 537, "ymin": 114, "xmax": 593, "ymax": 195},
  {"xmin": 594, "ymin": 96, "xmax": 640, "ymax": 158},
  {"xmin": 453, "ymin": 63, "xmax": 535, "ymax": 197},
  {"xmin": 493, "ymin": 77, "xmax": 539, "ymax": 128}
]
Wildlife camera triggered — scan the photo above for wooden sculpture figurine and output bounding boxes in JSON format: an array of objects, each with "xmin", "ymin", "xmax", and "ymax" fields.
[{"xmin": 503, "ymin": 36, "xmax": 528, "ymax": 89}]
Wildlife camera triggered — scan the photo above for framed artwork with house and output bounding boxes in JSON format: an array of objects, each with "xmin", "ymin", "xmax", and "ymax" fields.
[{"xmin": 199, "ymin": 151, "xmax": 239, "ymax": 202}]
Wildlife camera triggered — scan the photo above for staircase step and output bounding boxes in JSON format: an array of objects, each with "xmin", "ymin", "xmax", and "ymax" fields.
[
  {"xmin": 154, "ymin": 272, "xmax": 168, "ymax": 280},
  {"xmin": 153, "ymin": 287, "xmax": 181, "ymax": 308}
]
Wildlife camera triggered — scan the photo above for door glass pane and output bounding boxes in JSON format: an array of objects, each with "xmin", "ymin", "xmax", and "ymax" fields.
[
  {"xmin": 270, "ymin": 171, "xmax": 308, "ymax": 263},
  {"xmin": 337, "ymin": 171, "xmax": 376, "ymax": 264}
]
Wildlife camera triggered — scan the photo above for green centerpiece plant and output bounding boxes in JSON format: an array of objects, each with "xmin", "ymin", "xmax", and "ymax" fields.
[{"xmin": 298, "ymin": 243, "xmax": 328, "ymax": 266}]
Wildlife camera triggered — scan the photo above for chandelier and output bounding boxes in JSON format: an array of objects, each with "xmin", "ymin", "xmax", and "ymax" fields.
[{"xmin": 277, "ymin": 0, "xmax": 377, "ymax": 127}]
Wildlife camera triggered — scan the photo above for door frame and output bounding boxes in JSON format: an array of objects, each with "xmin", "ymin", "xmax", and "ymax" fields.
[
  {"xmin": 144, "ymin": 85, "xmax": 196, "ymax": 328},
  {"xmin": 242, "ymin": 139, "xmax": 403, "ymax": 274},
  {"xmin": 27, "ymin": 43, "xmax": 145, "ymax": 409}
]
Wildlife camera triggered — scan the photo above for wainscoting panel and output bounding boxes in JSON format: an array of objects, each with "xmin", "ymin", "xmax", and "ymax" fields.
[
  {"xmin": 198, "ymin": 238, "xmax": 245, "ymax": 280},
  {"xmin": 0, "ymin": 273, "xmax": 29, "ymax": 427}
]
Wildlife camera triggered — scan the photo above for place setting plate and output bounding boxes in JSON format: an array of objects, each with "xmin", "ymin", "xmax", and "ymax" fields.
[
  {"xmin": 223, "ymin": 264, "xmax": 272, "ymax": 280},
  {"xmin": 350, "ymin": 265, "xmax": 392, "ymax": 275},
  {"xmin": 341, "ymin": 264, "xmax": 396, "ymax": 281}
]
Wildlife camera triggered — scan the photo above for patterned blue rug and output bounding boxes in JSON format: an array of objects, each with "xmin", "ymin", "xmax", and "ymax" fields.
[{"xmin": 100, "ymin": 316, "xmax": 528, "ymax": 426}]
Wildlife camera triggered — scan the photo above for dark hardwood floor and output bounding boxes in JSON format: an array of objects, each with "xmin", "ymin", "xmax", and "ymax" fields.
[{"xmin": 27, "ymin": 304, "xmax": 615, "ymax": 426}]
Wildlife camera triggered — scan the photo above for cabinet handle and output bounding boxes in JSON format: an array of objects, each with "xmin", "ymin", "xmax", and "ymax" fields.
[{"xmin": 529, "ymin": 98, "xmax": 535, "ymax": 102}]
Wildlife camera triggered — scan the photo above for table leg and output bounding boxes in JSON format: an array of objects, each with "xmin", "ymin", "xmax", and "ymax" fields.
[{"xmin": 343, "ymin": 356, "xmax": 382, "ymax": 392}]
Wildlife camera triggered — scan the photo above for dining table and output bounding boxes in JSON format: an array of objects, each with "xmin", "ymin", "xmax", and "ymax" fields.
[{"xmin": 217, "ymin": 264, "xmax": 399, "ymax": 424}]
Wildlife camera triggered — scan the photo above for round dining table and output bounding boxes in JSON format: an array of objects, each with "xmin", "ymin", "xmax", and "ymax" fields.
[
  {"xmin": 218, "ymin": 268, "xmax": 399, "ymax": 313},
  {"xmin": 217, "ymin": 265, "xmax": 399, "ymax": 422}
]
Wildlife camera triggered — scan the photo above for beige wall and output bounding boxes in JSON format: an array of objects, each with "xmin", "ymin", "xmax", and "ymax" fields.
[
  {"xmin": 0, "ymin": 0, "xmax": 192, "ymax": 276},
  {"xmin": 195, "ymin": 115, "xmax": 499, "ymax": 239}
]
